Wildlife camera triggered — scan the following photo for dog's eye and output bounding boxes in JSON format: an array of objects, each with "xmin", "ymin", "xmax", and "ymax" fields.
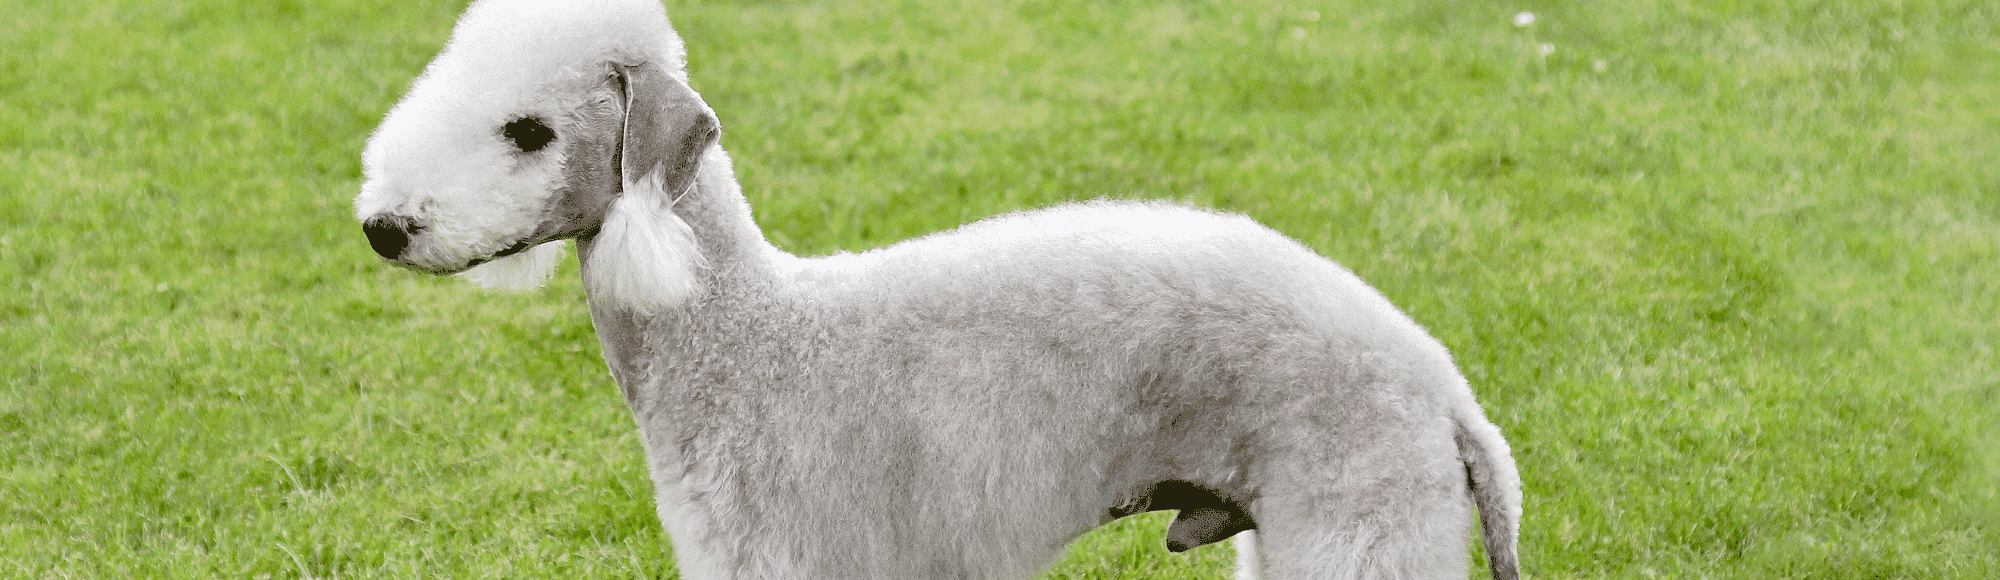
[{"xmin": 502, "ymin": 116, "xmax": 556, "ymax": 153}]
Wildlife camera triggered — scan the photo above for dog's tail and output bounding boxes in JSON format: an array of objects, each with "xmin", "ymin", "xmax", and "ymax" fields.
[{"xmin": 1454, "ymin": 405, "xmax": 1522, "ymax": 580}]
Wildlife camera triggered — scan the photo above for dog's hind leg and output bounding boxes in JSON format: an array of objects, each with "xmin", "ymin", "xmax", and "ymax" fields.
[
  {"xmin": 1247, "ymin": 418, "xmax": 1474, "ymax": 579},
  {"xmin": 1233, "ymin": 530, "xmax": 1264, "ymax": 580}
]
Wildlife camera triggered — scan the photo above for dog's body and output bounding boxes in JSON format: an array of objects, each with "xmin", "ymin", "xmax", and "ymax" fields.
[
  {"xmin": 591, "ymin": 185, "xmax": 1517, "ymax": 579},
  {"xmin": 355, "ymin": 1, "xmax": 1521, "ymax": 578}
]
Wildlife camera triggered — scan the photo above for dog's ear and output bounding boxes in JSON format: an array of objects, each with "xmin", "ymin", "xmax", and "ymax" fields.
[
  {"xmin": 615, "ymin": 62, "xmax": 720, "ymax": 204},
  {"xmin": 586, "ymin": 62, "xmax": 720, "ymax": 315}
]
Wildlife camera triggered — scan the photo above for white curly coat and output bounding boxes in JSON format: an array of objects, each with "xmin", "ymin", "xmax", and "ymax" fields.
[{"xmin": 355, "ymin": 1, "xmax": 1522, "ymax": 578}]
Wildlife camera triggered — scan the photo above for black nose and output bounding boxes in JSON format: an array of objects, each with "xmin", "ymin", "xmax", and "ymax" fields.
[{"xmin": 362, "ymin": 214, "xmax": 421, "ymax": 260}]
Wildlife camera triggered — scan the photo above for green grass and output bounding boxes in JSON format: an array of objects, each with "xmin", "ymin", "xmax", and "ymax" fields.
[{"xmin": 3, "ymin": 0, "xmax": 1997, "ymax": 577}]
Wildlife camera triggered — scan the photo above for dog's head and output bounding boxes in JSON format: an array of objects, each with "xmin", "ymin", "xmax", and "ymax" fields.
[{"xmin": 356, "ymin": 0, "xmax": 716, "ymax": 311}]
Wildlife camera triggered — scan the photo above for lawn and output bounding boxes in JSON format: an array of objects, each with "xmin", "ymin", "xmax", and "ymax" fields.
[{"xmin": 3, "ymin": 0, "xmax": 1996, "ymax": 578}]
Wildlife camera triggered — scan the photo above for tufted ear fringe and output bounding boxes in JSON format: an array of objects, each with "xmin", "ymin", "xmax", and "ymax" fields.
[
  {"xmin": 456, "ymin": 240, "xmax": 567, "ymax": 292},
  {"xmin": 585, "ymin": 172, "xmax": 705, "ymax": 315}
]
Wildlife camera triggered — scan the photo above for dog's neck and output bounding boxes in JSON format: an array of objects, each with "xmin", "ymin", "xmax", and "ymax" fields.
[
  {"xmin": 578, "ymin": 145, "xmax": 789, "ymax": 406},
  {"xmin": 673, "ymin": 146, "xmax": 790, "ymax": 281}
]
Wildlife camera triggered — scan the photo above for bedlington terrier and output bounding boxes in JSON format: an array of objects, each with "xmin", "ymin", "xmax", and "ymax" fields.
[{"xmin": 353, "ymin": 0, "xmax": 1522, "ymax": 578}]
